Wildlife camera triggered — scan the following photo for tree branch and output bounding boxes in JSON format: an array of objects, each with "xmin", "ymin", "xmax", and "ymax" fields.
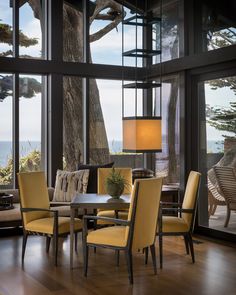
[{"xmin": 89, "ymin": 0, "xmax": 123, "ymax": 43}]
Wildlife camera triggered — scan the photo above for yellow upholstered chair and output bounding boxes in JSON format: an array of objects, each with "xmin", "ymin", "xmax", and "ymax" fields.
[
  {"xmin": 83, "ymin": 177, "xmax": 163, "ymax": 284},
  {"xmin": 158, "ymin": 171, "xmax": 201, "ymax": 268},
  {"xmin": 96, "ymin": 168, "xmax": 132, "ymax": 223},
  {"xmin": 18, "ymin": 171, "xmax": 82, "ymax": 266}
]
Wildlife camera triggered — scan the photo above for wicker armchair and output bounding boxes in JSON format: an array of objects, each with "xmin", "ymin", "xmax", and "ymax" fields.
[
  {"xmin": 213, "ymin": 166, "xmax": 236, "ymax": 227},
  {"xmin": 208, "ymin": 178, "xmax": 226, "ymax": 217}
]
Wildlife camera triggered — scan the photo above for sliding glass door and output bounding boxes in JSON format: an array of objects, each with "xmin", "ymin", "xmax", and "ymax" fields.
[{"xmin": 197, "ymin": 74, "xmax": 236, "ymax": 236}]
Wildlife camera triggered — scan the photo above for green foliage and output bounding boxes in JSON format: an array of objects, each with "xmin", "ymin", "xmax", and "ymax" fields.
[
  {"xmin": 0, "ymin": 75, "xmax": 41, "ymax": 101},
  {"xmin": 207, "ymin": 102, "xmax": 236, "ymax": 137},
  {"xmin": 0, "ymin": 150, "xmax": 41, "ymax": 185},
  {"xmin": 206, "ymin": 76, "xmax": 236, "ymax": 138},
  {"xmin": 0, "ymin": 22, "xmax": 38, "ymax": 47},
  {"xmin": 105, "ymin": 167, "xmax": 129, "ymax": 187}
]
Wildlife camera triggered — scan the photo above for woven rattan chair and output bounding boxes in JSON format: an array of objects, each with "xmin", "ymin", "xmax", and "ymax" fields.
[
  {"xmin": 208, "ymin": 178, "xmax": 226, "ymax": 217},
  {"xmin": 213, "ymin": 166, "xmax": 236, "ymax": 227}
]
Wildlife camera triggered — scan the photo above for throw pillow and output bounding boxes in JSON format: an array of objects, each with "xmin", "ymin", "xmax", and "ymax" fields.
[
  {"xmin": 53, "ymin": 169, "xmax": 89, "ymax": 202},
  {"xmin": 78, "ymin": 162, "xmax": 114, "ymax": 193}
]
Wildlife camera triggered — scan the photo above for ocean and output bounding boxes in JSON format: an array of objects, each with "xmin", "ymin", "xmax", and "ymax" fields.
[
  {"xmin": 0, "ymin": 140, "xmax": 224, "ymax": 167},
  {"xmin": 0, "ymin": 141, "xmax": 41, "ymax": 167}
]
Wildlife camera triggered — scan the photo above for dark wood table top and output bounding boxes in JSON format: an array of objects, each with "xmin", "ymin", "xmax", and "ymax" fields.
[
  {"xmin": 70, "ymin": 185, "xmax": 179, "ymax": 209},
  {"xmin": 71, "ymin": 194, "xmax": 131, "ymax": 209}
]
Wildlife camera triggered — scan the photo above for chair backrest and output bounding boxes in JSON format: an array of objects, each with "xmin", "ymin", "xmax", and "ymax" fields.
[
  {"xmin": 182, "ymin": 171, "xmax": 201, "ymax": 231},
  {"xmin": 213, "ymin": 166, "xmax": 236, "ymax": 204},
  {"xmin": 125, "ymin": 177, "xmax": 163, "ymax": 251},
  {"xmin": 97, "ymin": 168, "xmax": 132, "ymax": 194},
  {"xmin": 18, "ymin": 171, "xmax": 50, "ymax": 225}
]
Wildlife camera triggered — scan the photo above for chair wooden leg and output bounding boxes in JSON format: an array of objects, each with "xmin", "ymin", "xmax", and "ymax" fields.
[
  {"xmin": 53, "ymin": 234, "xmax": 58, "ymax": 266},
  {"xmin": 188, "ymin": 233, "xmax": 195, "ymax": 263},
  {"xmin": 159, "ymin": 234, "xmax": 163, "ymax": 269},
  {"xmin": 83, "ymin": 245, "xmax": 89, "ymax": 277},
  {"xmin": 116, "ymin": 250, "xmax": 120, "ymax": 266},
  {"xmin": 145, "ymin": 247, "xmax": 149, "ymax": 265},
  {"xmin": 75, "ymin": 232, "xmax": 78, "ymax": 253},
  {"xmin": 224, "ymin": 205, "xmax": 231, "ymax": 227},
  {"xmin": 150, "ymin": 244, "xmax": 157, "ymax": 275},
  {"xmin": 22, "ymin": 232, "xmax": 28, "ymax": 263},
  {"xmin": 46, "ymin": 236, "xmax": 51, "ymax": 253},
  {"xmin": 184, "ymin": 234, "xmax": 189, "ymax": 255},
  {"xmin": 208, "ymin": 202, "xmax": 213, "ymax": 217},
  {"xmin": 211, "ymin": 204, "xmax": 217, "ymax": 216},
  {"xmin": 125, "ymin": 250, "xmax": 133, "ymax": 284}
]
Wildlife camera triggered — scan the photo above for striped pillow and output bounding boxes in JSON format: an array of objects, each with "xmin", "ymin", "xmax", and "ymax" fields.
[{"xmin": 53, "ymin": 169, "xmax": 89, "ymax": 202}]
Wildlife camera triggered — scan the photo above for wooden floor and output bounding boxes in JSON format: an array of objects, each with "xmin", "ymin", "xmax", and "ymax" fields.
[{"xmin": 0, "ymin": 233, "xmax": 235, "ymax": 295}]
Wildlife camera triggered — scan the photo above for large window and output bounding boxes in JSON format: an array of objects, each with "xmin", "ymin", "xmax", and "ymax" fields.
[
  {"xmin": 202, "ymin": 0, "xmax": 236, "ymax": 51},
  {"xmin": 0, "ymin": 74, "xmax": 13, "ymax": 186},
  {"xmin": 0, "ymin": 1, "xmax": 13, "ymax": 57},
  {"xmin": 19, "ymin": 75, "xmax": 45, "ymax": 172},
  {"xmin": 155, "ymin": 75, "xmax": 180, "ymax": 183},
  {"xmin": 153, "ymin": 0, "xmax": 184, "ymax": 62},
  {"xmin": 0, "ymin": 74, "xmax": 46, "ymax": 188},
  {"xmin": 89, "ymin": 79, "xmax": 144, "ymax": 168},
  {"xmin": 19, "ymin": 1, "xmax": 46, "ymax": 59},
  {"xmin": 198, "ymin": 75, "xmax": 236, "ymax": 235},
  {"xmin": 90, "ymin": 3, "xmax": 130, "ymax": 66}
]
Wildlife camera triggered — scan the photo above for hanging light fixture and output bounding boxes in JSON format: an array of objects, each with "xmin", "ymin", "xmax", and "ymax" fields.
[
  {"xmin": 123, "ymin": 116, "xmax": 162, "ymax": 152},
  {"xmin": 122, "ymin": 0, "xmax": 162, "ymax": 153}
]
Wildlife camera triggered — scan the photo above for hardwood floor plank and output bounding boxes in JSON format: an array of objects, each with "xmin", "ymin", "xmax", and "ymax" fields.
[{"xmin": 0, "ymin": 233, "xmax": 235, "ymax": 295}]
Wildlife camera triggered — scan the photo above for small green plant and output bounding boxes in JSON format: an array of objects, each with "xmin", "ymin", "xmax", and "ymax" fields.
[{"xmin": 105, "ymin": 168, "xmax": 130, "ymax": 198}]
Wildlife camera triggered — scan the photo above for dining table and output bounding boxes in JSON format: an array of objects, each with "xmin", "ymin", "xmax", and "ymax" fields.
[{"xmin": 70, "ymin": 185, "xmax": 179, "ymax": 268}]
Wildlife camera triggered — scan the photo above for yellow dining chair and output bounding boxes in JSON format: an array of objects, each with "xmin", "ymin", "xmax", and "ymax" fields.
[
  {"xmin": 158, "ymin": 171, "xmax": 201, "ymax": 268},
  {"xmin": 18, "ymin": 171, "xmax": 82, "ymax": 266},
  {"xmin": 83, "ymin": 177, "xmax": 163, "ymax": 284},
  {"xmin": 96, "ymin": 167, "xmax": 132, "ymax": 224}
]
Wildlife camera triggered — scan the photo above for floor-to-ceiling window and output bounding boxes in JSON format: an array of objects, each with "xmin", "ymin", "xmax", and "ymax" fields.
[
  {"xmin": 154, "ymin": 74, "xmax": 180, "ymax": 184},
  {"xmin": 0, "ymin": 1, "xmax": 47, "ymax": 188},
  {"xmin": 198, "ymin": 74, "xmax": 236, "ymax": 235},
  {"xmin": 0, "ymin": 74, "xmax": 13, "ymax": 186}
]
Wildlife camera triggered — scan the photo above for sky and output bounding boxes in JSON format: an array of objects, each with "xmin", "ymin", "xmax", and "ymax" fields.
[{"xmin": 0, "ymin": 1, "xmax": 236, "ymax": 146}]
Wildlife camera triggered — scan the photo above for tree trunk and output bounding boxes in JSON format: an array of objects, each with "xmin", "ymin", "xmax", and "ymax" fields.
[
  {"xmin": 63, "ymin": 4, "xmax": 110, "ymax": 170},
  {"xmin": 167, "ymin": 38, "xmax": 179, "ymax": 183},
  {"xmin": 167, "ymin": 78, "xmax": 178, "ymax": 183},
  {"xmin": 28, "ymin": 1, "xmax": 110, "ymax": 171}
]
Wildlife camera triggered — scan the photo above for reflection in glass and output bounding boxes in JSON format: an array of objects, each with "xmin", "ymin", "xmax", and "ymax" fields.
[
  {"xmin": 199, "ymin": 76, "xmax": 236, "ymax": 234},
  {"xmin": 0, "ymin": 1, "xmax": 13, "ymax": 57},
  {"xmin": 19, "ymin": 75, "xmax": 43, "ymax": 172},
  {"xmin": 0, "ymin": 74, "xmax": 13, "ymax": 186},
  {"xmin": 155, "ymin": 75, "xmax": 180, "ymax": 183},
  {"xmin": 153, "ymin": 0, "xmax": 182, "ymax": 62},
  {"xmin": 202, "ymin": 0, "xmax": 236, "ymax": 51},
  {"xmin": 19, "ymin": 1, "xmax": 45, "ymax": 59}
]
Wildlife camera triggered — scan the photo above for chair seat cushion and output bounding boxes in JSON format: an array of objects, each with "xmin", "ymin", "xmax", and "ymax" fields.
[
  {"xmin": 25, "ymin": 217, "xmax": 82, "ymax": 235},
  {"xmin": 161, "ymin": 216, "xmax": 189, "ymax": 233},
  {"xmin": 97, "ymin": 210, "xmax": 128, "ymax": 224},
  {"xmin": 87, "ymin": 226, "xmax": 127, "ymax": 247}
]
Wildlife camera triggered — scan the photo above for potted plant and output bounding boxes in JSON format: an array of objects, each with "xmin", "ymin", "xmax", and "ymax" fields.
[{"xmin": 105, "ymin": 168, "xmax": 129, "ymax": 199}]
